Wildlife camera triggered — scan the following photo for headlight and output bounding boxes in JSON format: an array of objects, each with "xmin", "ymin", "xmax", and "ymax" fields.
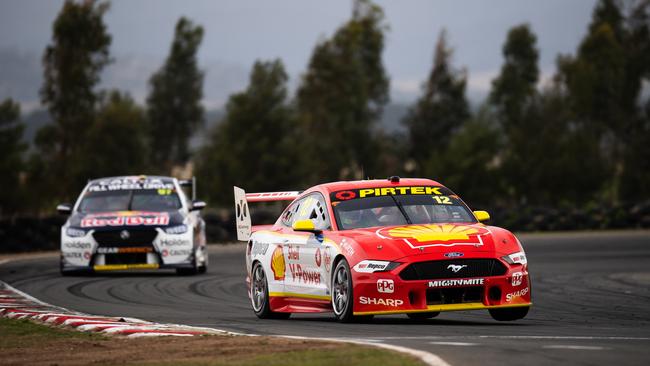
[
  {"xmin": 502, "ymin": 251, "xmax": 527, "ymax": 265},
  {"xmin": 352, "ymin": 260, "xmax": 401, "ymax": 273},
  {"xmin": 165, "ymin": 225, "xmax": 188, "ymax": 235},
  {"xmin": 66, "ymin": 227, "xmax": 86, "ymax": 237}
]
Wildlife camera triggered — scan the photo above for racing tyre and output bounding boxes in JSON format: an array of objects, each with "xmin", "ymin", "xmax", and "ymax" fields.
[
  {"xmin": 251, "ymin": 262, "xmax": 290, "ymax": 319},
  {"xmin": 60, "ymin": 257, "xmax": 91, "ymax": 276},
  {"xmin": 60, "ymin": 268, "xmax": 90, "ymax": 276},
  {"xmin": 176, "ymin": 266, "xmax": 198, "ymax": 275},
  {"xmin": 489, "ymin": 306, "xmax": 529, "ymax": 321},
  {"xmin": 60, "ymin": 268, "xmax": 74, "ymax": 276},
  {"xmin": 406, "ymin": 312, "xmax": 440, "ymax": 320},
  {"xmin": 198, "ymin": 247, "xmax": 208, "ymax": 273},
  {"xmin": 176, "ymin": 252, "xmax": 202, "ymax": 276},
  {"xmin": 332, "ymin": 259, "xmax": 367, "ymax": 323}
]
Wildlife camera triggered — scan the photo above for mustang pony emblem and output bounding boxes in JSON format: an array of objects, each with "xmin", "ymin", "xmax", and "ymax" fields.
[{"xmin": 447, "ymin": 264, "xmax": 467, "ymax": 273}]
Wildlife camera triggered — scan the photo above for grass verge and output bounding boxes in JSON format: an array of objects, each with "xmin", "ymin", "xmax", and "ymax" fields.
[{"xmin": 0, "ymin": 317, "xmax": 424, "ymax": 366}]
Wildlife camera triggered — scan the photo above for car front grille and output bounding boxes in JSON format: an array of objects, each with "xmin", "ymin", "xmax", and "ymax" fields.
[
  {"xmin": 399, "ymin": 259, "xmax": 507, "ymax": 281},
  {"xmin": 93, "ymin": 229, "xmax": 158, "ymax": 247},
  {"xmin": 104, "ymin": 253, "xmax": 148, "ymax": 265},
  {"xmin": 426, "ymin": 286, "xmax": 483, "ymax": 305}
]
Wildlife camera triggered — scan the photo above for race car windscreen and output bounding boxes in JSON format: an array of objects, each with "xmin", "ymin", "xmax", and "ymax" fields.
[
  {"xmin": 77, "ymin": 189, "xmax": 182, "ymax": 213},
  {"xmin": 331, "ymin": 186, "xmax": 476, "ymax": 230}
]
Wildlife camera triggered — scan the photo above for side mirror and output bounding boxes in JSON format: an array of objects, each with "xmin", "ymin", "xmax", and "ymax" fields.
[
  {"xmin": 292, "ymin": 219, "xmax": 321, "ymax": 233},
  {"xmin": 191, "ymin": 200, "xmax": 206, "ymax": 211},
  {"xmin": 473, "ymin": 210, "xmax": 490, "ymax": 223},
  {"xmin": 57, "ymin": 203, "xmax": 72, "ymax": 215}
]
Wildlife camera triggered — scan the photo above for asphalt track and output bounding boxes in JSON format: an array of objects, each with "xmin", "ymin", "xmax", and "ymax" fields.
[{"xmin": 1, "ymin": 231, "xmax": 649, "ymax": 366}]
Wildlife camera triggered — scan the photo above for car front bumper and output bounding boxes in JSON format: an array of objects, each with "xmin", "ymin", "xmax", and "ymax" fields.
[{"xmin": 351, "ymin": 261, "xmax": 532, "ymax": 316}]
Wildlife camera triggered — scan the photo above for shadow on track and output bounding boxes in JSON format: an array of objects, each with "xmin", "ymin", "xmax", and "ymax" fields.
[
  {"xmin": 282, "ymin": 314, "xmax": 531, "ymax": 327},
  {"xmin": 61, "ymin": 270, "xmax": 196, "ymax": 278}
]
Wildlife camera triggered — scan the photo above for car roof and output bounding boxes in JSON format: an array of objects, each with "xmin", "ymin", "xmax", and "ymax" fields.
[
  {"xmin": 87, "ymin": 175, "xmax": 176, "ymax": 184},
  {"xmin": 308, "ymin": 178, "xmax": 444, "ymax": 194}
]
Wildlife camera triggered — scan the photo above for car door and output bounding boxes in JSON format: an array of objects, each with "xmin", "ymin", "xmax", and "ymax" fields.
[{"xmin": 282, "ymin": 193, "xmax": 330, "ymax": 298}]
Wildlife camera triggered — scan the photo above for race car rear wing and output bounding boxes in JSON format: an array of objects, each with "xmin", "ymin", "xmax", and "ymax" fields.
[
  {"xmin": 233, "ymin": 186, "xmax": 300, "ymax": 241},
  {"xmin": 179, "ymin": 177, "xmax": 197, "ymax": 200}
]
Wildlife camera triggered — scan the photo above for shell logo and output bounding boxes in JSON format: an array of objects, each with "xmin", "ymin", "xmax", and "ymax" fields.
[
  {"xmin": 388, "ymin": 224, "xmax": 479, "ymax": 242},
  {"xmin": 270, "ymin": 245, "xmax": 285, "ymax": 280}
]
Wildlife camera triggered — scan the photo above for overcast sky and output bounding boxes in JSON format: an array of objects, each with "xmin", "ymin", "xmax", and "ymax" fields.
[{"xmin": 0, "ymin": 0, "xmax": 597, "ymax": 111}]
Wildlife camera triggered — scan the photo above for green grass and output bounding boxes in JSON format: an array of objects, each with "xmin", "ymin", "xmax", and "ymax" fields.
[
  {"xmin": 229, "ymin": 346, "xmax": 423, "ymax": 366},
  {"xmin": 0, "ymin": 317, "xmax": 424, "ymax": 366},
  {"xmin": 135, "ymin": 345, "xmax": 424, "ymax": 366},
  {"xmin": 0, "ymin": 317, "xmax": 106, "ymax": 348}
]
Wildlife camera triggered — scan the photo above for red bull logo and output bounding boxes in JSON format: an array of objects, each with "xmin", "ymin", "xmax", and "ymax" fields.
[{"xmin": 80, "ymin": 212, "xmax": 169, "ymax": 228}]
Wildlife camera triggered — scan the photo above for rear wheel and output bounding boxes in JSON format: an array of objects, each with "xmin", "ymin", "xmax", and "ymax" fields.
[
  {"xmin": 251, "ymin": 262, "xmax": 290, "ymax": 319},
  {"xmin": 406, "ymin": 312, "xmax": 440, "ymax": 320},
  {"xmin": 489, "ymin": 306, "xmax": 529, "ymax": 321}
]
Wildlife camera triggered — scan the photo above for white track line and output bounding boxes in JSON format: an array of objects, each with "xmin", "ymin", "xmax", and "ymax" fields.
[
  {"xmin": 368, "ymin": 335, "xmax": 650, "ymax": 341},
  {"xmin": 430, "ymin": 342, "xmax": 479, "ymax": 346},
  {"xmin": 543, "ymin": 345, "xmax": 608, "ymax": 350},
  {"xmin": 478, "ymin": 336, "xmax": 650, "ymax": 341}
]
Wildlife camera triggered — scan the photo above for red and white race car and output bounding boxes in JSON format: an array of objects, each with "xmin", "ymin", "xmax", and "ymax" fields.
[{"xmin": 235, "ymin": 177, "xmax": 531, "ymax": 322}]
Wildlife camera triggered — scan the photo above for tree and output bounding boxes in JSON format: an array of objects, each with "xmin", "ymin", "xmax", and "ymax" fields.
[
  {"xmin": 490, "ymin": 24, "xmax": 539, "ymax": 134},
  {"xmin": 147, "ymin": 17, "xmax": 204, "ymax": 171},
  {"xmin": 429, "ymin": 106, "xmax": 502, "ymax": 207},
  {"xmin": 626, "ymin": 1, "xmax": 650, "ymax": 98},
  {"xmin": 559, "ymin": 12, "xmax": 628, "ymax": 136},
  {"xmin": 39, "ymin": 0, "xmax": 111, "ymax": 198},
  {"xmin": 0, "ymin": 99, "xmax": 26, "ymax": 216},
  {"xmin": 620, "ymin": 0, "xmax": 650, "ymax": 200},
  {"xmin": 557, "ymin": 0, "xmax": 650, "ymax": 202},
  {"xmin": 620, "ymin": 99, "xmax": 650, "ymax": 200},
  {"xmin": 77, "ymin": 91, "xmax": 149, "ymax": 180},
  {"xmin": 196, "ymin": 60, "xmax": 298, "ymax": 206},
  {"xmin": 489, "ymin": 24, "xmax": 542, "ymax": 203},
  {"xmin": 296, "ymin": 0, "xmax": 389, "ymax": 184},
  {"xmin": 523, "ymin": 84, "xmax": 608, "ymax": 205},
  {"xmin": 402, "ymin": 30, "xmax": 469, "ymax": 177}
]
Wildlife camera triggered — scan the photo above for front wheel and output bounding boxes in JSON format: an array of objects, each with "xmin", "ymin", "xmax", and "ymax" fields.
[
  {"xmin": 332, "ymin": 259, "xmax": 359, "ymax": 323},
  {"xmin": 176, "ymin": 265, "xmax": 198, "ymax": 276},
  {"xmin": 489, "ymin": 306, "xmax": 529, "ymax": 321},
  {"xmin": 198, "ymin": 246, "xmax": 208, "ymax": 273},
  {"xmin": 251, "ymin": 262, "xmax": 290, "ymax": 319},
  {"xmin": 60, "ymin": 257, "xmax": 91, "ymax": 276},
  {"xmin": 176, "ymin": 249, "xmax": 205, "ymax": 275}
]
